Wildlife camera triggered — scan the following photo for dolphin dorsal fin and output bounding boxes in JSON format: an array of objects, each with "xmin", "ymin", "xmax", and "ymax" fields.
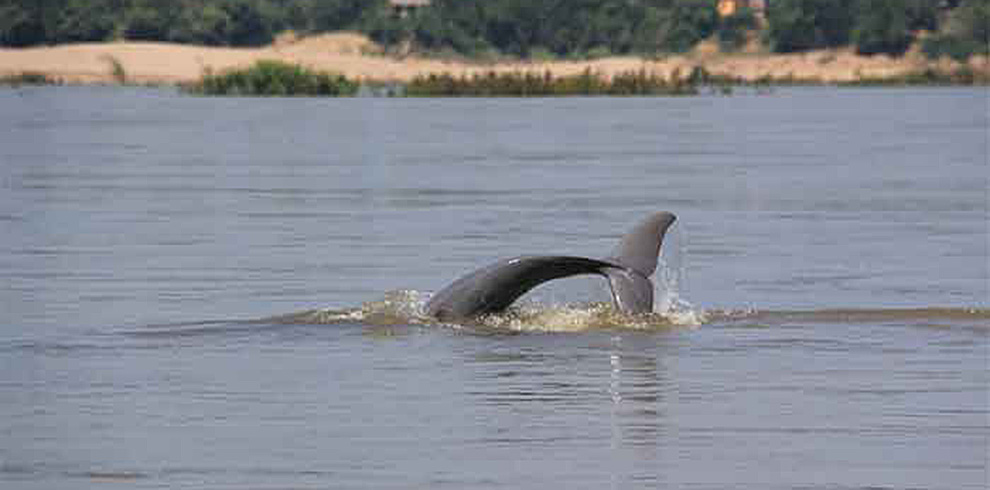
[{"xmin": 607, "ymin": 212, "xmax": 677, "ymax": 278}]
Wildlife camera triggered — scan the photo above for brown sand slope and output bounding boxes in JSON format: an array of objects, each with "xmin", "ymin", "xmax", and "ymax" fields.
[{"xmin": 0, "ymin": 32, "xmax": 985, "ymax": 84}]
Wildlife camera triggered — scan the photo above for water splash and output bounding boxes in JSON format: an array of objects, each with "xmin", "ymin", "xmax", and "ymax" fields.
[
  {"xmin": 268, "ymin": 290, "xmax": 431, "ymax": 326},
  {"xmin": 476, "ymin": 298, "xmax": 706, "ymax": 333},
  {"xmin": 272, "ymin": 224, "xmax": 706, "ymax": 332},
  {"xmin": 272, "ymin": 290, "xmax": 699, "ymax": 333},
  {"xmin": 477, "ymin": 302, "xmax": 629, "ymax": 333},
  {"xmin": 655, "ymin": 241, "xmax": 706, "ymax": 327},
  {"xmin": 265, "ymin": 290, "xmax": 988, "ymax": 337}
]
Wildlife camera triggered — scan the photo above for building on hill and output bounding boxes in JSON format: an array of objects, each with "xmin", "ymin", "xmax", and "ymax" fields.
[
  {"xmin": 390, "ymin": 0, "xmax": 431, "ymax": 18},
  {"xmin": 717, "ymin": 0, "xmax": 767, "ymax": 17}
]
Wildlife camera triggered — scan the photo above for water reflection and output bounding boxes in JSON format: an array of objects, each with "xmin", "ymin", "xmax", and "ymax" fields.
[
  {"xmin": 609, "ymin": 334, "xmax": 668, "ymax": 448},
  {"xmin": 466, "ymin": 333, "xmax": 672, "ymax": 484}
]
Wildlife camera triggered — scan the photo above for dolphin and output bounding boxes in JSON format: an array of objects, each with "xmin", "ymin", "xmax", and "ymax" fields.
[{"xmin": 425, "ymin": 212, "xmax": 676, "ymax": 321}]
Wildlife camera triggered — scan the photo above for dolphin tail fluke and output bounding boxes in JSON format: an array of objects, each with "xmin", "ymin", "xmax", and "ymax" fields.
[
  {"xmin": 607, "ymin": 212, "xmax": 677, "ymax": 278},
  {"xmin": 601, "ymin": 211, "xmax": 676, "ymax": 315},
  {"xmin": 604, "ymin": 267, "xmax": 654, "ymax": 315}
]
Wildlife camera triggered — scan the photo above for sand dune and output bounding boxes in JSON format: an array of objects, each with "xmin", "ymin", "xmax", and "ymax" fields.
[{"xmin": 1, "ymin": 32, "xmax": 985, "ymax": 84}]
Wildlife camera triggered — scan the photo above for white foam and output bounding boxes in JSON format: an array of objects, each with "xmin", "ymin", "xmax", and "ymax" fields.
[{"xmin": 291, "ymin": 280, "xmax": 707, "ymax": 331}]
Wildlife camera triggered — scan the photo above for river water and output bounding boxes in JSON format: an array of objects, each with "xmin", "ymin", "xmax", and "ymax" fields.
[{"xmin": 1, "ymin": 86, "xmax": 987, "ymax": 489}]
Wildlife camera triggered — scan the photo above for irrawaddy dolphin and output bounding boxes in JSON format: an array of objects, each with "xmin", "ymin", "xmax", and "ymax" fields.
[{"xmin": 425, "ymin": 212, "xmax": 676, "ymax": 321}]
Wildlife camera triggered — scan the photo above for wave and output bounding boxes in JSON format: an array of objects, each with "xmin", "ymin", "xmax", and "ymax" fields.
[{"xmin": 704, "ymin": 307, "xmax": 989, "ymax": 332}]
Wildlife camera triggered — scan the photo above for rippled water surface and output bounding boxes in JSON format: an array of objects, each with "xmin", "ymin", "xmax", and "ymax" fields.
[{"xmin": 1, "ymin": 86, "xmax": 987, "ymax": 489}]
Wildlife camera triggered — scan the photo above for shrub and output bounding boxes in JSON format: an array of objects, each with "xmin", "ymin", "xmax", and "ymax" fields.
[
  {"xmin": 405, "ymin": 69, "xmax": 697, "ymax": 97},
  {"xmin": 0, "ymin": 71, "xmax": 58, "ymax": 86},
  {"xmin": 187, "ymin": 60, "xmax": 359, "ymax": 97},
  {"xmin": 102, "ymin": 55, "xmax": 127, "ymax": 84},
  {"xmin": 922, "ymin": 36, "xmax": 984, "ymax": 62}
]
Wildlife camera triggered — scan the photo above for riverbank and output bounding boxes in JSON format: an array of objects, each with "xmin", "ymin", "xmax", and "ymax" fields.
[{"xmin": 2, "ymin": 33, "xmax": 987, "ymax": 87}]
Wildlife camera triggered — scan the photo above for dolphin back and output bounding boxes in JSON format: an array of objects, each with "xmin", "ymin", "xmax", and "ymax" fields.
[{"xmin": 425, "ymin": 256, "xmax": 617, "ymax": 320}]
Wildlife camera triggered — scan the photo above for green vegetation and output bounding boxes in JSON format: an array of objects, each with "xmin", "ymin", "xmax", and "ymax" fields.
[
  {"xmin": 367, "ymin": 0, "xmax": 714, "ymax": 59},
  {"xmin": 716, "ymin": 8, "xmax": 759, "ymax": 52},
  {"xmin": 406, "ymin": 69, "xmax": 698, "ymax": 97},
  {"xmin": 922, "ymin": 0, "xmax": 989, "ymax": 61},
  {"xmin": 764, "ymin": 0, "xmax": 857, "ymax": 53},
  {"xmin": 680, "ymin": 64, "xmax": 987, "ymax": 87},
  {"xmin": 0, "ymin": 0, "xmax": 985, "ymax": 61},
  {"xmin": 0, "ymin": 0, "xmax": 720, "ymax": 56},
  {"xmin": 185, "ymin": 63, "xmax": 703, "ymax": 98},
  {"xmin": 102, "ymin": 55, "xmax": 127, "ymax": 84},
  {"xmin": 845, "ymin": 66, "xmax": 989, "ymax": 86},
  {"xmin": 852, "ymin": 0, "xmax": 915, "ymax": 56},
  {"xmin": 762, "ymin": 0, "xmax": 981, "ymax": 58},
  {"xmin": 0, "ymin": 71, "xmax": 59, "ymax": 86},
  {"xmin": 186, "ymin": 60, "xmax": 359, "ymax": 96}
]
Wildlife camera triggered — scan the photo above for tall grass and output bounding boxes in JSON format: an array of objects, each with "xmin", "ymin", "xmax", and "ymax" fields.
[
  {"xmin": 692, "ymin": 65, "xmax": 988, "ymax": 87},
  {"xmin": 102, "ymin": 55, "xmax": 127, "ymax": 84},
  {"xmin": 0, "ymin": 72, "xmax": 59, "ymax": 87},
  {"xmin": 186, "ymin": 60, "xmax": 359, "ymax": 97},
  {"xmin": 405, "ymin": 69, "xmax": 698, "ymax": 97},
  {"xmin": 845, "ymin": 67, "xmax": 988, "ymax": 87}
]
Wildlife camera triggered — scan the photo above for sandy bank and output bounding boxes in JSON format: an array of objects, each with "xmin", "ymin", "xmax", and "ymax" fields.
[{"xmin": 1, "ymin": 33, "xmax": 986, "ymax": 85}]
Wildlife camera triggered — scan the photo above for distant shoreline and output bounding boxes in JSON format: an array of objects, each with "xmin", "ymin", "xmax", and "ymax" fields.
[{"xmin": 1, "ymin": 33, "xmax": 987, "ymax": 87}]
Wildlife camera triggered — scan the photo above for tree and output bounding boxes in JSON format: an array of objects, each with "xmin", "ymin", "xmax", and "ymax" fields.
[
  {"xmin": 922, "ymin": 0, "xmax": 990, "ymax": 61},
  {"xmin": 0, "ymin": 0, "xmax": 65, "ymax": 47},
  {"xmin": 51, "ymin": 0, "xmax": 118, "ymax": 43},
  {"xmin": 953, "ymin": 0, "xmax": 989, "ymax": 49},
  {"xmin": 311, "ymin": 0, "xmax": 376, "ymax": 33},
  {"xmin": 853, "ymin": 0, "xmax": 913, "ymax": 56},
  {"xmin": 903, "ymin": 0, "xmax": 939, "ymax": 32},
  {"xmin": 169, "ymin": 2, "xmax": 232, "ymax": 46},
  {"xmin": 0, "ymin": 1, "xmax": 47, "ymax": 47},
  {"xmin": 717, "ymin": 7, "xmax": 758, "ymax": 52},
  {"xmin": 123, "ymin": 1, "xmax": 175, "ymax": 42},
  {"xmin": 221, "ymin": 0, "xmax": 280, "ymax": 46},
  {"xmin": 765, "ymin": 0, "xmax": 856, "ymax": 53},
  {"xmin": 631, "ymin": 6, "xmax": 668, "ymax": 54}
]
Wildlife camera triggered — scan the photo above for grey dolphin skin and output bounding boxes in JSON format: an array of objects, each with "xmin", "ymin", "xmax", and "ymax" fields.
[{"xmin": 425, "ymin": 212, "xmax": 676, "ymax": 321}]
